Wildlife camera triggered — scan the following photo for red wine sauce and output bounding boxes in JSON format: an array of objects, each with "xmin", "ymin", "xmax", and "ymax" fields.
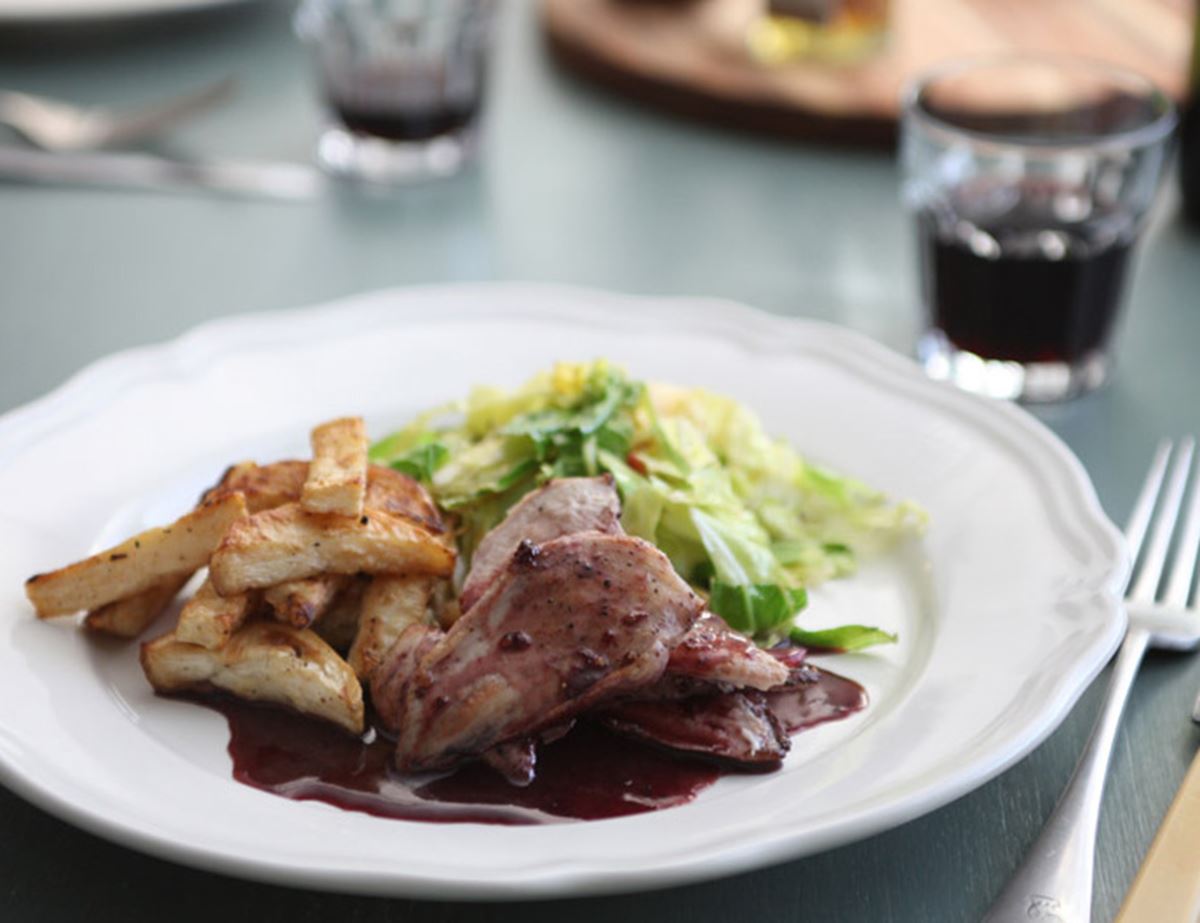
[{"xmin": 194, "ymin": 665, "xmax": 864, "ymax": 825}]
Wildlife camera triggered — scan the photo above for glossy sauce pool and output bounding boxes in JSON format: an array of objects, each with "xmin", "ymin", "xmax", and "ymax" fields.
[{"xmin": 193, "ymin": 665, "xmax": 865, "ymax": 825}]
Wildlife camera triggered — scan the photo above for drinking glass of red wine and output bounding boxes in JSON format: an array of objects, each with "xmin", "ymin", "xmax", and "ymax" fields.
[
  {"xmin": 295, "ymin": 0, "xmax": 495, "ymax": 184},
  {"xmin": 902, "ymin": 56, "xmax": 1176, "ymax": 402}
]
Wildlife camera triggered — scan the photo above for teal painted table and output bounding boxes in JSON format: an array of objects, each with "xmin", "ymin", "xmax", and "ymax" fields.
[{"xmin": 2, "ymin": 2, "xmax": 1198, "ymax": 919}]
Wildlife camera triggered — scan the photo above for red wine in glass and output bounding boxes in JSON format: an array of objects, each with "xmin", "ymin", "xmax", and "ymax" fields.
[
  {"xmin": 918, "ymin": 179, "xmax": 1136, "ymax": 365},
  {"xmin": 1182, "ymin": 93, "xmax": 1200, "ymax": 226},
  {"xmin": 325, "ymin": 64, "xmax": 482, "ymax": 143}
]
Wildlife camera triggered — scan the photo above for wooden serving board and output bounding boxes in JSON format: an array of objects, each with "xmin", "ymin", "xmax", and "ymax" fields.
[{"xmin": 542, "ymin": 0, "xmax": 1193, "ymax": 146}]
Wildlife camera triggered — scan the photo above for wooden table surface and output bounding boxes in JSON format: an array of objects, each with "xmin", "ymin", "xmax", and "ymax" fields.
[
  {"xmin": 543, "ymin": 0, "xmax": 1191, "ymax": 144},
  {"xmin": 1, "ymin": 1, "xmax": 1198, "ymax": 920}
]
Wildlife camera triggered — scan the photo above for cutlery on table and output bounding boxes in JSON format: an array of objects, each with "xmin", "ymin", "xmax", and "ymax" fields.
[
  {"xmin": 0, "ymin": 145, "xmax": 323, "ymax": 202},
  {"xmin": 985, "ymin": 438, "xmax": 1200, "ymax": 923},
  {"xmin": 1113, "ymin": 699, "xmax": 1200, "ymax": 922},
  {"xmin": 0, "ymin": 77, "xmax": 235, "ymax": 152}
]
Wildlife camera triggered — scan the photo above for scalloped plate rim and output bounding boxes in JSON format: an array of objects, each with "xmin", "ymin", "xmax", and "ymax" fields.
[{"xmin": 0, "ymin": 283, "xmax": 1128, "ymax": 899}]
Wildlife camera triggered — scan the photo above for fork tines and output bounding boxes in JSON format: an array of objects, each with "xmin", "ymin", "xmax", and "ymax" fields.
[{"xmin": 1127, "ymin": 438, "xmax": 1200, "ymax": 611}]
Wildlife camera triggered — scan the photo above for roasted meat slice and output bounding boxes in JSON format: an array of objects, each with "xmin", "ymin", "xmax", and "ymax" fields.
[
  {"xmin": 478, "ymin": 722, "xmax": 577, "ymax": 787},
  {"xmin": 384, "ymin": 532, "xmax": 704, "ymax": 772},
  {"xmin": 763, "ymin": 655, "xmax": 868, "ymax": 733},
  {"xmin": 480, "ymin": 739, "xmax": 538, "ymax": 787},
  {"xmin": 459, "ymin": 475, "xmax": 622, "ymax": 613},
  {"xmin": 462, "ymin": 477, "xmax": 781, "ymax": 690},
  {"xmin": 371, "ymin": 621, "xmax": 441, "ymax": 727},
  {"xmin": 668, "ymin": 612, "xmax": 789, "ymax": 691},
  {"xmin": 601, "ymin": 650, "xmax": 866, "ymax": 769},
  {"xmin": 600, "ymin": 690, "xmax": 790, "ymax": 770}
]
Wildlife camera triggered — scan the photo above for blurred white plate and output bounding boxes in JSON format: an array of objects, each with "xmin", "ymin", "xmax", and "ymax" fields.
[
  {"xmin": 0, "ymin": 284, "xmax": 1127, "ymax": 898},
  {"xmin": 0, "ymin": 0, "xmax": 253, "ymax": 22}
]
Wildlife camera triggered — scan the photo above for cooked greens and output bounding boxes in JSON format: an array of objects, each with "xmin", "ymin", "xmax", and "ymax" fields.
[{"xmin": 370, "ymin": 361, "xmax": 924, "ymax": 651}]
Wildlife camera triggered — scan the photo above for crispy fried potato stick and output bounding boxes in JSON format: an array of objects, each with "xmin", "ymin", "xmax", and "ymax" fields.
[
  {"xmin": 209, "ymin": 502, "xmax": 453, "ymax": 596},
  {"xmin": 141, "ymin": 622, "xmax": 364, "ymax": 735},
  {"xmin": 84, "ymin": 572, "xmax": 192, "ymax": 639},
  {"xmin": 175, "ymin": 576, "xmax": 254, "ymax": 650},
  {"xmin": 206, "ymin": 460, "xmax": 445, "ymax": 533},
  {"xmin": 302, "ymin": 417, "xmax": 367, "ymax": 517},
  {"xmin": 364, "ymin": 465, "xmax": 446, "ymax": 536},
  {"xmin": 26, "ymin": 493, "xmax": 248, "ymax": 618},
  {"xmin": 203, "ymin": 460, "xmax": 307, "ymax": 513},
  {"xmin": 348, "ymin": 575, "xmax": 435, "ymax": 682},
  {"xmin": 263, "ymin": 574, "xmax": 348, "ymax": 628},
  {"xmin": 312, "ymin": 576, "xmax": 368, "ymax": 653}
]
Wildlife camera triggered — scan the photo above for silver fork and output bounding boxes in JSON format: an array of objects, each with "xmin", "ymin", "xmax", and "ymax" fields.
[
  {"xmin": 0, "ymin": 77, "xmax": 234, "ymax": 152},
  {"xmin": 985, "ymin": 438, "xmax": 1200, "ymax": 923}
]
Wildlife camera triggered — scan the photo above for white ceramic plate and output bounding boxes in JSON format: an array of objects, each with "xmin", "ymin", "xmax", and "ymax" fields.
[
  {"xmin": 0, "ymin": 285, "xmax": 1127, "ymax": 898},
  {"xmin": 0, "ymin": 0, "xmax": 254, "ymax": 23}
]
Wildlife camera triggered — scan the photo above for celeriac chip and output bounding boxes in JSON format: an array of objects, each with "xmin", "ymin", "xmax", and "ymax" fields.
[
  {"xmin": 208, "ymin": 502, "xmax": 454, "ymax": 596},
  {"xmin": 26, "ymin": 492, "xmax": 248, "ymax": 618},
  {"xmin": 348, "ymin": 575, "xmax": 435, "ymax": 682},
  {"xmin": 84, "ymin": 572, "xmax": 192, "ymax": 639},
  {"xmin": 175, "ymin": 575, "xmax": 254, "ymax": 650},
  {"xmin": 205, "ymin": 459, "xmax": 445, "ymax": 534},
  {"xmin": 301, "ymin": 417, "xmax": 367, "ymax": 517},
  {"xmin": 203, "ymin": 460, "xmax": 306, "ymax": 513},
  {"xmin": 312, "ymin": 575, "xmax": 368, "ymax": 653},
  {"xmin": 263, "ymin": 574, "xmax": 347, "ymax": 628},
  {"xmin": 140, "ymin": 621, "xmax": 364, "ymax": 735}
]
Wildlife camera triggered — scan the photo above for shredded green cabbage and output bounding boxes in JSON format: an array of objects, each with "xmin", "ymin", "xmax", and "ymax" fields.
[{"xmin": 370, "ymin": 361, "xmax": 925, "ymax": 650}]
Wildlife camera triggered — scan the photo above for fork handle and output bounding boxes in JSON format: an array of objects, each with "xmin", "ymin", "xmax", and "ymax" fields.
[
  {"xmin": 983, "ymin": 626, "xmax": 1149, "ymax": 923},
  {"xmin": 1115, "ymin": 744, "xmax": 1200, "ymax": 922}
]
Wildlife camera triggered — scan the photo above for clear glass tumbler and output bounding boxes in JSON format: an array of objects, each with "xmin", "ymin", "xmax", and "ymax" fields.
[
  {"xmin": 901, "ymin": 56, "xmax": 1176, "ymax": 402},
  {"xmin": 295, "ymin": 0, "xmax": 496, "ymax": 184}
]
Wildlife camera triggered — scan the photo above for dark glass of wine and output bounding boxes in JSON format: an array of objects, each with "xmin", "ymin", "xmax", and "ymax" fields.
[
  {"xmin": 1182, "ymin": 87, "xmax": 1200, "ymax": 225},
  {"xmin": 902, "ymin": 57, "xmax": 1176, "ymax": 402},
  {"xmin": 917, "ymin": 179, "xmax": 1135, "ymax": 367},
  {"xmin": 296, "ymin": 0, "xmax": 495, "ymax": 184}
]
